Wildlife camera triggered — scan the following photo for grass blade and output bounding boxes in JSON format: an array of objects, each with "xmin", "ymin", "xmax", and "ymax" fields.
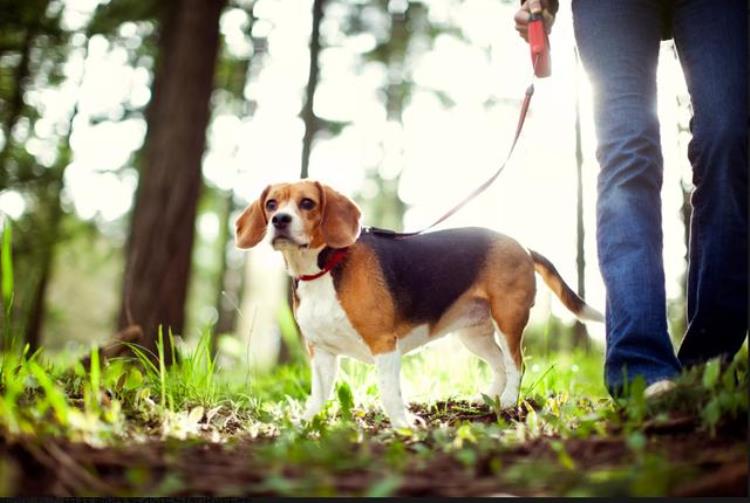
[
  {"xmin": 28, "ymin": 361, "xmax": 70, "ymax": 424},
  {"xmin": 1, "ymin": 219, "xmax": 13, "ymax": 311},
  {"xmin": 1, "ymin": 219, "xmax": 14, "ymax": 350}
]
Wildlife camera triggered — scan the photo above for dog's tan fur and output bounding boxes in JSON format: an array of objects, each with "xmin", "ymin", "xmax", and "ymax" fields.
[{"xmin": 235, "ymin": 180, "xmax": 602, "ymax": 426}]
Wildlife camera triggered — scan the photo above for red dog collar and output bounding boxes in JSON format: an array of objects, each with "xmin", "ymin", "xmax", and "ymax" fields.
[{"xmin": 296, "ymin": 248, "xmax": 349, "ymax": 282}]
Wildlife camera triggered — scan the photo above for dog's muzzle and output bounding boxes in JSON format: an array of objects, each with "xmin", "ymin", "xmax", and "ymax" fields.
[{"xmin": 271, "ymin": 231, "xmax": 308, "ymax": 249}]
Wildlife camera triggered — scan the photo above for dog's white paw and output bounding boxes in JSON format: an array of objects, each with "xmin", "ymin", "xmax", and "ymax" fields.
[
  {"xmin": 302, "ymin": 403, "xmax": 323, "ymax": 422},
  {"xmin": 500, "ymin": 392, "xmax": 519, "ymax": 410},
  {"xmin": 389, "ymin": 411, "xmax": 425, "ymax": 429}
]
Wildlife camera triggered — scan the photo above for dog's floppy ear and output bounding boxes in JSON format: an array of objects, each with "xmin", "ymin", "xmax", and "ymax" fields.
[
  {"xmin": 235, "ymin": 185, "xmax": 271, "ymax": 249},
  {"xmin": 316, "ymin": 181, "xmax": 361, "ymax": 248}
]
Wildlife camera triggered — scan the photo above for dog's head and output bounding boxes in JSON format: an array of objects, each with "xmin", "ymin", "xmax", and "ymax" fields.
[{"xmin": 234, "ymin": 180, "xmax": 361, "ymax": 251}]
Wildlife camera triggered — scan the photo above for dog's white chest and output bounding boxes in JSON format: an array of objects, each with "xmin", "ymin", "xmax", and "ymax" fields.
[{"xmin": 294, "ymin": 276, "xmax": 373, "ymax": 363}]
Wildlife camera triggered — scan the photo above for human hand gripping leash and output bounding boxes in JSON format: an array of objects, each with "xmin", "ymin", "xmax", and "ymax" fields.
[
  {"xmin": 528, "ymin": 10, "xmax": 551, "ymax": 78},
  {"xmin": 363, "ymin": 14, "xmax": 551, "ymax": 239}
]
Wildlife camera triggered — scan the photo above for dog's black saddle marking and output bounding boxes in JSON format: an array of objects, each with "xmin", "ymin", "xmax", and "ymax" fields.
[{"xmin": 355, "ymin": 227, "xmax": 496, "ymax": 326}]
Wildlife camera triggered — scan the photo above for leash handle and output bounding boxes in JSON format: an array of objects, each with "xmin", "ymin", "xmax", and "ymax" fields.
[{"xmin": 528, "ymin": 12, "xmax": 550, "ymax": 78}]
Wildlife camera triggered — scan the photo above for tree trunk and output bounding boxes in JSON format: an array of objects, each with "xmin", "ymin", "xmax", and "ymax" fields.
[
  {"xmin": 572, "ymin": 48, "xmax": 589, "ymax": 351},
  {"xmin": 118, "ymin": 0, "xmax": 226, "ymax": 362},
  {"xmin": 299, "ymin": 0, "xmax": 326, "ymax": 179}
]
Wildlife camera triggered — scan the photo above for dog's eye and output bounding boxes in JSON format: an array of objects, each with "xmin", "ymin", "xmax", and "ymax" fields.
[
  {"xmin": 265, "ymin": 199, "xmax": 277, "ymax": 211},
  {"xmin": 299, "ymin": 198, "xmax": 316, "ymax": 210}
]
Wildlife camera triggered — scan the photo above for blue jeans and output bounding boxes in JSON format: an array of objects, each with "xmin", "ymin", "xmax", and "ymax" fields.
[{"xmin": 573, "ymin": 0, "xmax": 748, "ymax": 393}]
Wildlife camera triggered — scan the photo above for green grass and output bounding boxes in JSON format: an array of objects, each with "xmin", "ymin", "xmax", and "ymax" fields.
[
  {"xmin": 0, "ymin": 328, "xmax": 745, "ymax": 440},
  {"xmin": 0, "ymin": 220, "xmax": 746, "ymax": 496},
  {"xmin": 1, "ymin": 221, "xmax": 14, "ymax": 350},
  {"xmin": 0, "ymin": 330, "xmax": 746, "ymax": 495}
]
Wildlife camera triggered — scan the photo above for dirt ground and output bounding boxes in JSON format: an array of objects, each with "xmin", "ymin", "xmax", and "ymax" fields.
[{"xmin": 1, "ymin": 401, "xmax": 747, "ymax": 497}]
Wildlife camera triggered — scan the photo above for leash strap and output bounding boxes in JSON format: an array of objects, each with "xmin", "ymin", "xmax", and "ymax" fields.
[{"xmin": 366, "ymin": 55, "xmax": 540, "ymax": 239}]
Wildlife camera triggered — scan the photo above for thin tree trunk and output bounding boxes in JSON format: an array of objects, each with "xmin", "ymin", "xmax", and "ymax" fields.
[
  {"xmin": 24, "ymin": 187, "xmax": 62, "ymax": 350},
  {"xmin": 213, "ymin": 2, "xmax": 258, "ymax": 354},
  {"xmin": 676, "ymin": 78, "xmax": 692, "ymax": 337},
  {"xmin": 382, "ymin": 7, "xmax": 408, "ymax": 228},
  {"xmin": 361, "ymin": 5, "xmax": 409, "ymax": 231},
  {"xmin": 212, "ymin": 191, "xmax": 245, "ymax": 353},
  {"xmin": 278, "ymin": 280, "xmax": 295, "ymax": 365},
  {"xmin": 299, "ymin": 0, "xmax": 325, "ymax": 179},
  {"xmin": 1, "ymin": 22, "xmax": 41, "ymax": 345},
  {"xmin": 678, "ymin": 166, "xmax": 691, "ymax": 337},
  {"xmin": 118, "ymin": 0, "xmax": 226, "ymax": 363},
  {"xmin": 668, "ymin": 42, "xmax": 692, "ymax": 337},
  {"xmin": 279, "ymin": 0, "xmax": 326, "ymax": 364},
  {"xmin": 572, "ymin": 48, "xmax": 588, "ymax": 350},
  {"xmin": 680, "ymin": 182, "xmax": 691, "ymax": 270},
  {"xmin": 24, "ymin": 34, "xmax": 90, "ymax": 350},
  {"xmin": 386, "ymin": 7, "xmax": 408, "ymax": 123}
]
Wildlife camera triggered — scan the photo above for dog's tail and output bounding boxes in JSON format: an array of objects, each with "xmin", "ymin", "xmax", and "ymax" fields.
[{"xmin": 529, "ymin": 249, "xmax": 604, "ymax": 322}]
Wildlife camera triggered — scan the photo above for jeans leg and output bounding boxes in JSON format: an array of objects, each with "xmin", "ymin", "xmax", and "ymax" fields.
[
  {"xmin": 573, "ymin": 0, "xmax": 682, "ymax": 393},
  {"xmin": 672, "ymin": 0, "xmax": 749, "ymax": 367}
]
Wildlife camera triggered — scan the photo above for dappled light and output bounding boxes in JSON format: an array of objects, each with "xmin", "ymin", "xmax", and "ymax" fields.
[{"xmin": 0, "ymin": 0, "xmax": 746, "ymax": 497}]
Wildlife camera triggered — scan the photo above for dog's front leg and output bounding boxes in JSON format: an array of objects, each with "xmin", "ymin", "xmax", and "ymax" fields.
[
  {"xmin": 374, "ymin": 350, "xmax": 415, "ymax": 428},
  {"xmin": 303, "ymin": 345, "xmax": 338, "ymax": 421}
]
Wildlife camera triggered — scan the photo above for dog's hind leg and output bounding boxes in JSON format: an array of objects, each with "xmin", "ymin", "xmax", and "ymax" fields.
[
  {"xmin": 478, "ymin": 242, "xmax": 535, "ymax": 409},
  {"xmin": 457, "ymin": 324, "xmax": 507, "ymax": 401},
  {"xmin": 488, "ymin": 290, "xmax": 532, "ymax": 409},
  {"xmin": 490, "ymin": 310, "xmax": 528, "ymax": 409}
]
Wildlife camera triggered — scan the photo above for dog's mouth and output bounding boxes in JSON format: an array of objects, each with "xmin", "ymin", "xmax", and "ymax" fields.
[{"xmin": 271, "ymin": 233, "xmax": 309, "ymax": 250}]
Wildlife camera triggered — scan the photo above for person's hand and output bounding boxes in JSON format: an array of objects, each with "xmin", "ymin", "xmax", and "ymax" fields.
[{"xmin": 514, "ymin": 0, "xmax": 556, "ymax": 42}]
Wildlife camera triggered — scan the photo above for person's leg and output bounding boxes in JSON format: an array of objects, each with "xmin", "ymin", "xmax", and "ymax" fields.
[
  {"xmin": 573, "ymin": 0, "xmax": 682, "ymax": 393},
  {"xmin": 672, "ymin": 0, "xmax": 749, "ymax": 367}
]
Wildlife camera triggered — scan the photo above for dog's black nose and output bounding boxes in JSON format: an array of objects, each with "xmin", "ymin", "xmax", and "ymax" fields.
[{"xmin": 272, "ymin": 213, "xmax": 292, "ymax": 229}]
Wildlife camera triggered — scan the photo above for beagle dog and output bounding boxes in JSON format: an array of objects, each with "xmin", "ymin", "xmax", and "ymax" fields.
[{"xmin": 235, "ymin": 180, "xmax": 602, "ymax": 428}]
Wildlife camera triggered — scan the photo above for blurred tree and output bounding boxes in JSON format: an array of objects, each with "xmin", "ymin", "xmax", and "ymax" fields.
[
  {"xmin": 674, "ymin": 97, "xmax": 693, "ymax": 339},
  {"xmin": 0, "ymin": 0, "xmax": 175, "ymax": 350},
  {"xmin": 345, "ymin": 0, "xmax": 460, "ymax": 230},
  {"xmin": 24, "ymin": 35, "xmax": 92, "ymax": 351},
  {"xmin": 214, "ymin": 2, "xmax": 271, "ymax": 345},
  {"xmin": 299, "ymin": 0, "xmax": 326, "ymax": 180},
  {"xmin": 283, "ymin": 0, "xmax": 346, "ymax": 363},
  {"xmin": 678, "ymin": 178, "xmax": 691, "ymax": 329},
  {"xmin": 198, "ymin": 1, "xmax": 282, "ymax": 356},
  {"xmin": 357, "ymin": 0, "xmax": 412, "ymax": 230},
  {"xmin": 668, "ymin": 43, "xmax": 693, "ymax": 339},
  {"xmin": 88, "ymin": 0, "xmax": 265, "ymax": 349},
  {"xmin": 0, "ymin": 0, "xmax": 57, "ymax": 184},
  {"xmin": 0, "ymin": 0, "xmax": 70, "ymax": 349},
  {"xmin": 0, "ymin": 0, "xmax": 69, "ymax": 196},
  {"xmin": 572, "ymin": 47, "xmax": 588, "ymax": 350},
  {"xmin": 298, "ymin": 0, "xmax": 350, "ymax": 181},
  {"xmin": 213, "ymin": 190, "xmax": 241, "ymax": 335},
  {"xmin": 117, "ymin": 0, "xmax": 227, "ymax": 362}
]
